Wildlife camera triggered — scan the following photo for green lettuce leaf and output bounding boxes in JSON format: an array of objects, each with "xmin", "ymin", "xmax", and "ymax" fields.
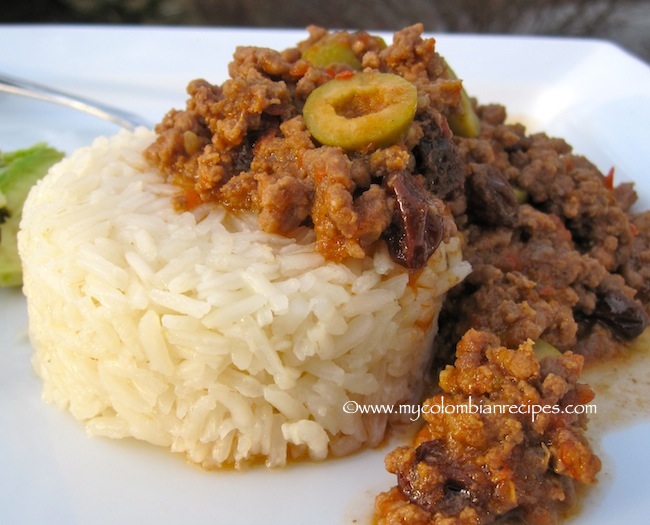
[{"xmin": 0, "ymin": 143, "xmax": 64, "ymax": 287}]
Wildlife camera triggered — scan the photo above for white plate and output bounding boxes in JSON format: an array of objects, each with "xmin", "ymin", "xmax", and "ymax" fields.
[{"xmin": 1, "ymin": 26, "xmax": 650, "ymax": 525}]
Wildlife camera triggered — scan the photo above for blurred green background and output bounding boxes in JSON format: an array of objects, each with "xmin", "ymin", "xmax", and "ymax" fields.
[{"xmin": 2, "ymin": 0, "xmax": 649, "ymax": 63}]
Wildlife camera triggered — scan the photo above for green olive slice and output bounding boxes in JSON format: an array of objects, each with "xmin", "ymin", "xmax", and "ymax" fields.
[
  {"xmin": 303, "ymin": 72, "xmax": 418, "ymax": 152},
  {"xmin": 302, "ymin": 36, "xmax": 361, "ymax": 70},
  {"xmin": 533, "ymin": 339, "xmax": 562, "ymax": 360},
  {"xmin": 443, "ymin": 60, "xmax": 481, "ymax": 138}
]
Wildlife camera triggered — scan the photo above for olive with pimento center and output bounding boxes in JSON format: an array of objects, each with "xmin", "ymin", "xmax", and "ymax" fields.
[{"xmin": 302, "ymin": 71, "xmax": 418, "ymax": 152}]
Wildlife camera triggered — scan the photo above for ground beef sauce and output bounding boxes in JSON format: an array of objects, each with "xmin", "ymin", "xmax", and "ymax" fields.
[
  {"xmin": 376, "ymin": 329, "xmax": 601, "ymax": 525},
  {"xmin": 438, "ymin": 104, "xmax": 650, "ymax": 365},
  {"xmin": 144, "ymin": 24, "xmax": 650, "ymax": 525},
  {"xmin": 145, "ymin": 24, "xmax": 460, "ymax": 267}
]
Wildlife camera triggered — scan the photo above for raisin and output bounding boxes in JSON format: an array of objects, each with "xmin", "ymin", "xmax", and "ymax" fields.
[{"xmin": 383, "ymin": 170, "xmax": 445, "ymax": 269}]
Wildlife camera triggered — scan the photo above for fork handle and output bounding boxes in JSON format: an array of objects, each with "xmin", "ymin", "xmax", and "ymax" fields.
[{"xmin": 0, "ymin": 72, "xmax": 149, "ymax": 130}]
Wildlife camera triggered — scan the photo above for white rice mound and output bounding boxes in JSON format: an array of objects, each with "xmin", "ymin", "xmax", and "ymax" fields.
[{"xmin": 18, "ymin": 128, "xmax": 471, "ymax": 468}]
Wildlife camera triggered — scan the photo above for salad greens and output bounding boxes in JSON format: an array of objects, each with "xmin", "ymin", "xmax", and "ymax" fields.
[{"xmin": 0, "ymin": 143, "xmax": 64, "ymax": 287}]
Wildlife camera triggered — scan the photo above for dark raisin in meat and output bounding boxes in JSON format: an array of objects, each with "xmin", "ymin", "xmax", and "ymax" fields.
[{"xmin": 383, "ymin": 170, "xmax": 445, "ymax": 269}]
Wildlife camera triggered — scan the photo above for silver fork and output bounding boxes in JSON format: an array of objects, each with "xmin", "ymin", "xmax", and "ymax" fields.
[{"xmin": 0, "ymin": 72, "xmax": 150, "ymax": 130}]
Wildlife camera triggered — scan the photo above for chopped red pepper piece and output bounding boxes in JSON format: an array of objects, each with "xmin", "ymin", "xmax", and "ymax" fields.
[{"xmin": 603, "ymin": 166, "xmax": 615, "ymax": 190}]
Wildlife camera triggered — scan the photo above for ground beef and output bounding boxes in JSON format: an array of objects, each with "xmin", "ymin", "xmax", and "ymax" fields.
[
  {"xmin": 623, "ymin": 211, "xmax": 650, "ymax": 303},
  {"xmin": 375, "ymin": 329, "xmax": 601, "ymax": 525},
  {"xmin": 437, "ymin": 104, "xmax": 650, "ymax": 363},
  {"xmin": 304, "ymin": 145, "xmax": 392, "ymax": 260},
  {"xmin": 454, "ymin": 106, "xmax": 638, "ymax": 273},
  {"xmin": 144, "ymin": 24, "xmax": 460, "ymax": 267}
]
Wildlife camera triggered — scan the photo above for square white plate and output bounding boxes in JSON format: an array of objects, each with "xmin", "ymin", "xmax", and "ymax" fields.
[{"xmin": 1, "ymin": 26, "xmax": 649, "ymax": 524}]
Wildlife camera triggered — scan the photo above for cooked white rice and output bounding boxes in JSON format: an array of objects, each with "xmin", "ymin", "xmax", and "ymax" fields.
[{"xmin": 18, "ymin": 128, "xmax": 471, "ymax": 468}]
